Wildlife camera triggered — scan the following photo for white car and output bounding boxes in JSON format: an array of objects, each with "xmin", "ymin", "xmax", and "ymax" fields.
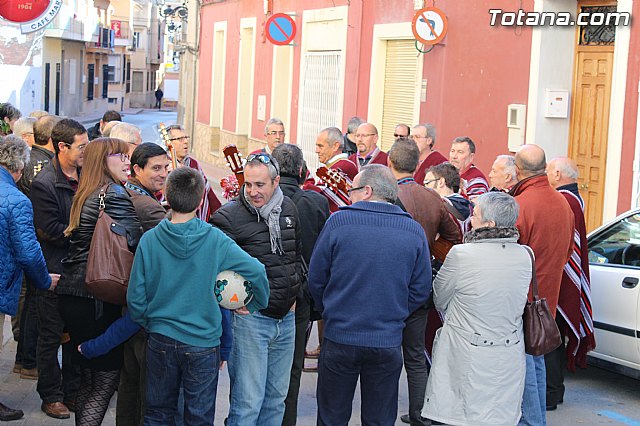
[{"xmin": 588, "ymin": 209, "xmax": 640, "ymax": 379}]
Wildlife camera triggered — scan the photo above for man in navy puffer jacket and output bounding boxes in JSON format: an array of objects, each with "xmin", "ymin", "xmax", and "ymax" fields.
[{"xmin": 0, "ymin": 135, "xmax": 57, "ymax": 421}]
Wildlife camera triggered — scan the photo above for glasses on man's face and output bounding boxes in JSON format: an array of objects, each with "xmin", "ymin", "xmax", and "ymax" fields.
[
  {"xmin": 393, "ymin": 134, "xmax": 407, "ymax": 138},
  {"xmin": 423, "ymin": 178, "xmax": 440, "ymax": 186},
  {"xmin": 246, "ymin": 153, "xmax": 280, "ymax": 174},
  {"xmin": 347, "ymin": 186, "xmax": 366, "ymax": 195},
  {"xmin": 266, "ymin": 131, "xmax": 286, "ymax": 136},
  {"xmin": 169, "ymin": 135, "xmax": 190, "ymax": 142},
  {"xmin": 108, "ymin": 153, "xmax": 130, "ymax": 162},
  {"xmin": 355, "ymin": 133, "xmax": 376, "ymax": 139},
  {"xmin": 64, "ymin": 143, "xmax": 87, "ymax": 151}
]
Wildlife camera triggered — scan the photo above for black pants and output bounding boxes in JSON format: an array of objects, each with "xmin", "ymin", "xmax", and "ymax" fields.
[
  {"xmin": 116, "ymin": 330, "xmax": 147, "ymax": 426},
  {"xmin": 545, "ymin": 318, "xmax": 566, "ymax": 406},
  {"xmin": 282, "ymin": 297, "xmax": 311, "ymax": 426},
  {"xmin": 317, "ymin": 339, "xmax": 403, "ymax": 426},
  {"xmin": 15, "ymin": 281, "xmax": 39, "ymax": 369},
  {"xmin": 36, "ymin": 289, "xmax": 81, "ymax": 404},
  {"xmin": 402, "ymin": 305, "xmax": 430, "ymax": 426}
]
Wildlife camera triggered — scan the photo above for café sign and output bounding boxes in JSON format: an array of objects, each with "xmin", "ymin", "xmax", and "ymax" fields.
[{"xmin": 0, "ymin": 0, "xmax": 63, "ymax": 34}]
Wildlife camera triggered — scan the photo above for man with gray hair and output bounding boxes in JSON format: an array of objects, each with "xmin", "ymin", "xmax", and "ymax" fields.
[
  {"xmin": 342, "ymin": 116, "xmax": 364, "ymax": 156},
  {"xmin": 545, "ymin": 157, "xmax": 596, "ymax": 412},
  {"xmin": 489, "ymin": 154, "xmax": 517, "ymax": 191},
  {"xmin": 315, "ymin": 127, "xmax": 358, "ymax": 212},
  {"xmin": 16, "ymin": 115, "xmax": 60, "ymax": 196},
  {"xmin": 110, "ymin": 123, "xmax": 142, "ymax": 156},
  {"xmin": 13, "ymin": 117, "xmax": 36, "ymax": 148},
  {"xmin": 309, "ymin": 164, "xmax": 432, "ymax": 426},
  {"xmin": 411, "ymin": 123, "xmax": 447, "ymax": 185},
  {"xmin": 251, "ymin": 118, "xmax": 286, "ymax": 154}
]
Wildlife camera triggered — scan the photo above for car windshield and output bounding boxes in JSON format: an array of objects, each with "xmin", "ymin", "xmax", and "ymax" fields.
[{"xmin": 589, "ymin": 212, "xmax": 640, "ymax": 267}]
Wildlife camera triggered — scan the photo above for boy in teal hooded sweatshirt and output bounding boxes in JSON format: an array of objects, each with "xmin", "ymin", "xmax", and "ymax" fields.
[{"xmin": 127, "ymin": 167, "xmax": 269, "ymax": 425}]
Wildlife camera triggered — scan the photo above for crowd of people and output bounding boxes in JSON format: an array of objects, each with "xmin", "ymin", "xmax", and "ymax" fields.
[{"xmin": 0, "ymin": 101, "xmax": 595, "ymax": 426}]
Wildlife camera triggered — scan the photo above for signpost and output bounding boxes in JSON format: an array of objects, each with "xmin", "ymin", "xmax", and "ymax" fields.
[
  {"xmin": 412, "ymin": 7, "xmax": 448, "ymax": 45},
  {"xmin": 265, "ymin": 13, "xmax": 296, "ymax": 46}
]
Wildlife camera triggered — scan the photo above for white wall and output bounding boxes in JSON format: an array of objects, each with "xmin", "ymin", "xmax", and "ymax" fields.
[
  {"xmin": 525, "ymin": 0, "xmax": 576, "ymax": 160},
  {"xmin": 164, "ymin": 78, "xmax": 179, "ymax": 100},
  {"xmin": 0, "ymin": 65, "xmax": 43, "ymax": 116}
]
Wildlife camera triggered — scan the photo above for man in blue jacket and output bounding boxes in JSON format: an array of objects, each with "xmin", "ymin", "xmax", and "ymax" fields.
[
  {"xmin": 309, "ymin": 164, "xmax": 432, "ymax": 426},
  {"xmin": 0, "ymin": 135, "xmax": 57, "ymax": 421}
]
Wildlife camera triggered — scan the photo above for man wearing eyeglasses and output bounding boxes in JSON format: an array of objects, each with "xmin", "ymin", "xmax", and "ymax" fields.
[
  {"xmin": 110, "ymin": 123, "xmax": 142, "ymax": 157},
  {"xmin": 394, "ymin": 123, "xmax": 410, "ymax": 140},
  {"xmin": 347, "ymin": 122, "xmax": 389, "ymax": 170},
  {"xmin": 251, "ymin": 118, "xmax": 286, "ymax": 155},
  {"xmin": 17, "ymin": 115, "xmax": 61, "ymax": 197},
  {"xmin": 410, "ymin": 123, "xmax": 448, "ymax": 186},
  {"xmin": 167, "ymin": 125, "xmax": 221, "ymax": 221},
  {"xmin": 309, "ymin": 164, "xmax": 431, "ymax": 426},
  {"xmin": 29, "ymin": 118, "xmax": 87, "ymax": 419},
  {"xmin": 212, "ymin": 153, "xmax": 302, "ymax": 426},
  {"xmin": 388, "ymin": 138, "xmax": 461, "ymax": 426}
]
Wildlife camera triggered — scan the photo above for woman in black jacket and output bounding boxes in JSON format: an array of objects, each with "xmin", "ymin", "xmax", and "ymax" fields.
[{"xmin": 57, "ymin": 138, "xmax": 142, "ymax": 425}]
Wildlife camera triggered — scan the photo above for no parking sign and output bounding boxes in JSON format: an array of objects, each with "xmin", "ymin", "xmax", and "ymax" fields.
[{"xmin": 265, "ymin": 13, "xmax": 296, "ymax": 46}]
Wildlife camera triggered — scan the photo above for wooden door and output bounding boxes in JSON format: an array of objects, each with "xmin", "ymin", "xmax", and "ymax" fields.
[{"xmin": 568, "ymin": 46, "xmax": 613, "ymax": 232}]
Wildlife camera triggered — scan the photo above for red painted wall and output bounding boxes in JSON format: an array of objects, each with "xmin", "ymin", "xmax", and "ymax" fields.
[
  {"xmin": 421, "ymin": 0, "xmax": 533, "ymax": 175},
  {"xmin": 617, "ymin": 0, "xmax": 640, "ymax": 214}
]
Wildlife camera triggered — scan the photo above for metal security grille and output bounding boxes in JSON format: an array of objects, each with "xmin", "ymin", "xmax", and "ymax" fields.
[
  {"xmin": 381, "ymin": 39, "xmax": 418, "ymax": 152},
  {"xmin": 298, "ymin": 51, "xmax": 341, "ymax": 175}
]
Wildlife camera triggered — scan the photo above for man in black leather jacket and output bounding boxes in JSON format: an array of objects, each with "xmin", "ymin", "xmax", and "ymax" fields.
[
  {"xmin": 211, "ymin": 153, "xmax": 302, "ymax": 426},
  {"xmin": 272, "ymin": 144, "xmax": 329, "ymax": 426}
]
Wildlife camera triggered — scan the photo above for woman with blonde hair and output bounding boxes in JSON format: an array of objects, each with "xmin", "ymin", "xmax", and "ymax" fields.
[{"xmin": 57, "ymin": 138, "xmax": 142, "ymax": 425}]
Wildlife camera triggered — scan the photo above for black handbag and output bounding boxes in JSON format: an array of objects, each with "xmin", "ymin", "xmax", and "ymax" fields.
[{"xmin": 522, "ymin": 246, "xmax": 562, "ymax": 356}]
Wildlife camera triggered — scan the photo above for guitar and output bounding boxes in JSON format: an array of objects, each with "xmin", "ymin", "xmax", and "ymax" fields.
[
  {"xmin": 159, "ymin": 123, "xmax": 178, "ymax": 170},
  {"xmin": 223, "ymin": 145, "xmax": 244, "ymax": 186},
  {"xmin": 316, "ymin": 166, "xmax": 351, "ymax": 205},
  {"xmin": 220, "ymin": 145, "xmax": 244, "ymax": 199},
  {"xmin": 431, "ymin": 237, "xmax": 455, "ymax": 264}
]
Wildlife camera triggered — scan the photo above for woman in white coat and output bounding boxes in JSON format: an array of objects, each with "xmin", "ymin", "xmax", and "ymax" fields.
[{"xmin": 422, "ymin": 192, "xmax": 532, "ymax": 426}]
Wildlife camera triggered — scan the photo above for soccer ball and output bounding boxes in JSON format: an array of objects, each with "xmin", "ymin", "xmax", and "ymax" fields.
[{"xmin": 214, "ymin": 270, "xmax": 254, "ymax": 310}]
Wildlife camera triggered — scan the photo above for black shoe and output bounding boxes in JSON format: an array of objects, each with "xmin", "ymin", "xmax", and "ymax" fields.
[
  {"xmin": 546, "ymin": 403, "xmax": 558, "ymax": 411},
  {"xmin": 401, "ymin": 414, "xmax": 411, "ymax": 424},
  {"xmin": 0, "ymin": 403, "xmax": 24, "ymax": 421}
]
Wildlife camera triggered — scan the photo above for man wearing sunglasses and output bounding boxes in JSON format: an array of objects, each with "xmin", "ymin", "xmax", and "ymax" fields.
[
  {"xmin": 166, "ymin": 125, "xmax": 221, "ymax": 221},
  {"xmin": 251, "ymin": 118, "xmax": 286, "ymax": 155},
  {"xmin": 309, "ymin": 164, "xmax": 431, "ymax": 426},
  {"xmin": 212, "ymin": 152, "xmax": 302, "ymax": 426},
  {"xmin": 411, "ymin": 123, "xmax": 448, "ymax": 186},
  {"xmin": 394, "ymin": 123, "xmax": 410, "ymax": 140}
]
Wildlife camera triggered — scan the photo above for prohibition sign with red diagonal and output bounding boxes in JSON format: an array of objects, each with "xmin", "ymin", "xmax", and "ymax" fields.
[
  {"xmin": 265, "ymin": 13, "xmax": 297, "ymax": 46},
  {"xmin": 412, "ymin": 7, "xmax": 448, "ymax": 45}
]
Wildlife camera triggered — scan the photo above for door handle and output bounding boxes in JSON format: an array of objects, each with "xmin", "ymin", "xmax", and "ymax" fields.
[
  {"xmin": 622, "ymin": 277, "xmax": 639, "ymax": 289},
  {"xmin": 579, "ymin": 183, "xmax": 589, "ymax": 190}
]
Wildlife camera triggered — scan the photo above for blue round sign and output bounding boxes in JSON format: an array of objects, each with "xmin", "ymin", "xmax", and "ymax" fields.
[{"xmin": 265, "ymin": 13, "xmax": 296, "ymax": 46}]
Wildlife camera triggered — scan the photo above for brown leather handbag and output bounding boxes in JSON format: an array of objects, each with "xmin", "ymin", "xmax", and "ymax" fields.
[
  {"xmin": 85, "ymin": 185, "xmax": 133, "ymax": 305},
  {"xmin": 522, "ymin": 246, "xmax": 562, "ymax": 356}
]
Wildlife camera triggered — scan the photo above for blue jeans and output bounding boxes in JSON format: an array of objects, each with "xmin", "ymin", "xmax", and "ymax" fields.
[
  {"xmin": 227, "ymin": 310, "xmax": 295, "ymax": 426},
  {"xmin": 519, "ymin": 354, "xmax": 546, "ymax": 426},
  {"xmin": 317, "ymin": 338, "xmax": 403, "ymax": 426},
  {"xmin": 144, "ymin": 333, "xmax": 220, "ymax": 426}
]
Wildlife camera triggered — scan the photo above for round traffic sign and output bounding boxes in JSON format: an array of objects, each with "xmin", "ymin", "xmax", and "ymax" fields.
[
  {"xmin": 0, "ymin": 0, "xmax": 50, "ymax": 23},
  {"xmin": 265, "ymin": 13, "xmax": 296, "ymax": 46},
  {"xmin": 412, "ymin": 7, "xmax": 448, "ymax": 46}
]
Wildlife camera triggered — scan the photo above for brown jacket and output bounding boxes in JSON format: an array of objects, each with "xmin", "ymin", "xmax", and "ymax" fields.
[
  {"xmin": 125, "ymin": 178, "xmax": 167, "ymax": 233},
  {"xmin": 397, "ymin": 182, "xmax": 462, "ymax": 249},
  {"xmin": 511, "ymin": 174, "xmax": 574, "ymax": 316}
]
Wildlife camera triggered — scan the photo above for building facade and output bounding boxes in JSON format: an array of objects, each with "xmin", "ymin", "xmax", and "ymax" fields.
[{"xmin": 187, "ymin": 0, "xmax": 640, "ymax": 231}]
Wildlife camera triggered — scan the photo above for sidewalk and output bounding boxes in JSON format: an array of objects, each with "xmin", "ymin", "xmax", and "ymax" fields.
[{"xmin": 69, "ymin": 108, "xmax": 145, "ymax": 126}]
